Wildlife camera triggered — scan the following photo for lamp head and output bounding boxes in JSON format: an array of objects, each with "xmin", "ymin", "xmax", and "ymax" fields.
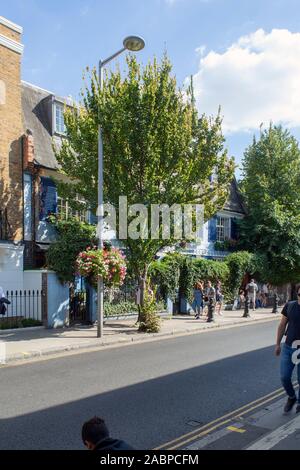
[{"xmin": 123, "ymin": 36, "xmax": 145, "ymax": 52}]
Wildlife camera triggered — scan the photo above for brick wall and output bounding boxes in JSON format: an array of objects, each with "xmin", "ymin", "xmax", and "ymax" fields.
[{"xmin": 0, "ymin": 20, "xmax": 23, "ymax": 241}]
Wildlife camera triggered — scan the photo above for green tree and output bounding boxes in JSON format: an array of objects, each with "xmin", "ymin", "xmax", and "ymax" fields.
[
  {"xmin": 55, "ymin": 55, "xmax": 234, "ymax": 330},
  {"xmin": 239, "ymin": 124, "xmax": 300, "ymax": 285},
  {"xmin": 46, "ymin": 217, "xmax": 96, "ymax": 284}
]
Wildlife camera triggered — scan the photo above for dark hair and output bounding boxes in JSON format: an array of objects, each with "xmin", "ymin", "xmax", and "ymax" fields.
[{"xmin": 82, "ymin": 417, "xmax": 109, "ymax": 444}]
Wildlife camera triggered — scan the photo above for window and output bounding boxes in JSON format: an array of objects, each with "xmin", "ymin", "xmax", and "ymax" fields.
[
  {"xmin": 57, "ymin": 197, "xmax": 67, "ymax": 219},
  {"xmin": 54, "ymin": 102, "xmax": 66, "ymax": 134},
  {"xmin": 216, "ymin": 216, "xmax": 230, "ymax": 242},
  {"xmin": 57, "ymin": 196, "xmax": 87, "ymax": 222}
]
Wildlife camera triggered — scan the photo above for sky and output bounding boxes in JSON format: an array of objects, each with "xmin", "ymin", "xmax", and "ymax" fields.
[{"xmin": 2, "ymin": 0, "xmax": 300, "ymax": 175}]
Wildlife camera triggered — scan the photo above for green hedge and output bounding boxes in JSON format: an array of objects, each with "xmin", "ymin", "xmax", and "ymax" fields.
[
  {"xmin": 224, "ymin": 251, "xmax": 255, "ymax": 302},
  {"xmin": 0, "ymin": 318, "xmax": 43, "ymax": 330},
  {"xmin": 149, "ymin": 250, "xmax": 262, "ymax": 304},
  {"xmin": 104, "ymin": 299, "xmax": 166, "ymax": 318},
  {"xmin": 179, "ymin": 257, "xmax": 230, "ymax": 303},
  {"xmin": 104, "ymin": 300, "xmax": 138, "ymax": 317},
  {"xmin": 149, "ymin": 253, "xmax": 183, "ymax": 301}
]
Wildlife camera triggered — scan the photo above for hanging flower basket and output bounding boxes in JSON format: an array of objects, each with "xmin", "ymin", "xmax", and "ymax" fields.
[{"xmin": 76, "ymin": 246, "xmax": 127, "ymax": 288}]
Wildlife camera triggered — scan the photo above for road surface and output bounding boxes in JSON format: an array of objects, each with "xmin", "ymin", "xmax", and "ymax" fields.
[{"xmin": 1, "ymin": 319, "xmax": 296, "ymax": 450}]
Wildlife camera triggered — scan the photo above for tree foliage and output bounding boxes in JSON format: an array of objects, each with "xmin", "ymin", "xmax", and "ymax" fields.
[
  {"xmin": 238, "ymin": 125, "xmax": 300, "ymax": 285},
  {"xmin": 55, "ymin": 54, "xmax": 235, "ymax": 331},
  {"xmin": 55, "ymin": 54, "xmax": 234, "ymax": 280},
  {"xmin": 149, "ymin": 253, "xmax": 183, "ymax": 301},
  {"xmin": 46, "ymin": 217, "xmax": 96, "ymax": 283},
  {"xmin": 225, "ymin": 251, "xmax": 255, "ymax": 301}
]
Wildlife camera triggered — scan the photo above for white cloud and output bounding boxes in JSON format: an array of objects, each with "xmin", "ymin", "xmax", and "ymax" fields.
[
  {"xmin": 191, "ymin": 28, "xmax": 300, "ymax": 133},
  {"xmin": 195, "ymin": 45, "xmax": 206, "ymax": 56}
]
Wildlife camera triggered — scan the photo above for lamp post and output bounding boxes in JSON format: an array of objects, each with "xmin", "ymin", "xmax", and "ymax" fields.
[{"xmin": 97, "ymin": 36, "xmax": 145, "ymax": 338}]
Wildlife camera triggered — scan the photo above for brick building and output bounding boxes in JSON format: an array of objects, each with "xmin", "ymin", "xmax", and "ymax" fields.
[
  {"xmin": 0, "ymin": 16, "xmax": 24, "ymax": 290},
  {"xmin": 0, "ymin": 16, "xmax": 76, "ymax": 291}
]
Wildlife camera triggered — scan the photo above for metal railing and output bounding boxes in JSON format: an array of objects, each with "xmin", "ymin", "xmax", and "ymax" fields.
[
  {"xmin": 104, "ymin": 285, "xmax": 136, "ymax": 304},
  {"xmin": 0, "ymin": 290, "xmax": 43, "ymax": 329},
  {"xmin": 104, "ymin": 285, "xmax": 138, "ymax": 318}
]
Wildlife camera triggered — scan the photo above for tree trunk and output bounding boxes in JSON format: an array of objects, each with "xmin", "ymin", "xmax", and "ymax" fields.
[{"xmin": 137, "ymin": 265, "xmax": 148, "ymax": 323}]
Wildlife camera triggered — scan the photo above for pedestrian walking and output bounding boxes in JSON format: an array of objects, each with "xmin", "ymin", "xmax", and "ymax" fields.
[
  {"xmin": 260, "ymin": 290, "xmax": 267, "ymax": 308},
  {"xmin": 246, "ymin": 279, "xmax": 258, "ymax": 311},
  {"xmin": 262, "ymin": 283, "xmax": 269, "ymax": 307},
  {"xmin": 275, "ymin": 286, "xmax": 300, "ymax": 414},
  {"xmin": 192, "ymin": 281, "xmax": 204, "ymax": 319},
  {"xmin": 203, "ymin": 281, "xmax": 216, "ymax": 316},
  {"xmin": 256, "ymin": 289, "xmax": 263, "ymax": 309},
  {"xmin": 237, "ymin": 287, "xmax": 245, "ymax": 310},
  {"xmin": 0, "ymin": 286, "xmax": 10, "ymax": 316},
  {"xmin": 82, "ymin": 416, "xmax": 135, "ymax": 451},
  {"xmin": 215, "ymin": 280, "xmax": 224, "ymax": 316}
]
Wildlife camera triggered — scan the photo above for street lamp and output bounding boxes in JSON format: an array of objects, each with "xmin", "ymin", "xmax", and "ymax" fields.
[{"xmin": 97, "ymin": 35, "xmax": 145, "ymax": 338}]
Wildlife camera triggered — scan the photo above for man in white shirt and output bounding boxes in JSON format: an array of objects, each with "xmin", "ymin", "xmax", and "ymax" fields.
[{"xmin": 246, "ymin": 279, "xmax": 258, "ymax": 310}]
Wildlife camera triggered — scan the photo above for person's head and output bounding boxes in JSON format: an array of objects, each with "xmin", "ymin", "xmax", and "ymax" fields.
[
  {"xmin": 195, "ymin": 281, "xmax": 203, "ymax": 289},
  {"xmin": 82, "ymin": 417, "xmax": 109, "ymax": 450},
  {"xmin": 216, "ymin": 280, "xmax": 221, "ymax": 287},
  {"xmin": 251, "ymin": 278, "xmax": 255, "ymax": 283},
  {"xmin": 207, "ymin": 280, "xmax": 212, "ymax": 287}
]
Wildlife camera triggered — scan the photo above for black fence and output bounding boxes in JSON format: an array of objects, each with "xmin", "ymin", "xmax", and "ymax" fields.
[
  {"xmin": 69, "ymin": 285, "xmax": 138, "ymax": 324},
  {"xmin": 0, "ymin": 290, "xmax": 43, "ymax": 329},
  {"xmin": 103, "ymin": 285, "xmax": 136, "ymax": 304}
]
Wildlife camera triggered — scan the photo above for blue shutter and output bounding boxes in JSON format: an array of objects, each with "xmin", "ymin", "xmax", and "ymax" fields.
[
  {"xmin": 231, "ymin": 217, "xmax": 238, "ymax": 240},
  {"xmin": 208, "ymin": 216, "xmax": 217, "ymax": 241},
  {"xmin": 39, "ymin": 177, "xmax": 57, "ymax": 220},
  {"xmin": 89, "ymin": 211, "xmax": 98, "ymax": 225}
]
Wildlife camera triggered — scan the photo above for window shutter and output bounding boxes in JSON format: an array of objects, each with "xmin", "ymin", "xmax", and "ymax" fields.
[
  {"xmin": 208, "ymin": 216, "xmax": 217, "ymax": 241},
  {"xmin": 89, "ymin": 212, "xmax": 98, "ymax": 225},
  {"xmin": 231, "ymin": 217, "xmax": 238, "ymax": 239},
  {"xmin": 39, "ymin": 177, "xmax": 57, "ymax": 220}
]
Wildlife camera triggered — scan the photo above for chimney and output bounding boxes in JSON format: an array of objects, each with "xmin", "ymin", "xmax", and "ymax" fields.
[{"xmin": 23, "ymin": 129, "xmax": 35, "ymax": 168}]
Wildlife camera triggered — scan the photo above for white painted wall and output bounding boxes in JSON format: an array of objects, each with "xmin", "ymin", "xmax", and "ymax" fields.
[
  {"xmin": 0, "ymin": 243, "xmax": 24, "ymax": 293},
  {"xmin": 23, "ymin": 269, "xmax": 45, "ymax": 291}
]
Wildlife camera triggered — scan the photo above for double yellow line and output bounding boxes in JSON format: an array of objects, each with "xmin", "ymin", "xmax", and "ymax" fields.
[{"xmin": 156, "ymin": 382, "xmax": 298, "ymax": 450}]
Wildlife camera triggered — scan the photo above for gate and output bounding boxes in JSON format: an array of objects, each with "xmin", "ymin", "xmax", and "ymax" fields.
[{"xmin": 69, "ymin": 289, "xmax": 90, "ymax": 324}]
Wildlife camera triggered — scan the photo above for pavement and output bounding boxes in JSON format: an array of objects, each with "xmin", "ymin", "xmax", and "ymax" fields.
[
  {"xmin": 0, "ymin": 320, "xmax": 290, "ymax": 450},
  {"xmin": 0, "ymin": 307, "xmax": 280, "ymax": 365},
  {"xmin": 182, "ymin": 395, "xmax": 300, "ymax": 451}
]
